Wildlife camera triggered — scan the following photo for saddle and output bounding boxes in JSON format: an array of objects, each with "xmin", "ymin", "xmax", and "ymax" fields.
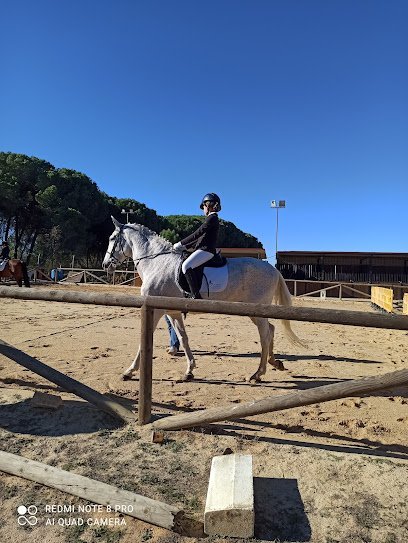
[{"xmin": 177, "ymin": 252, "xmax": 227, "ymax": 298}]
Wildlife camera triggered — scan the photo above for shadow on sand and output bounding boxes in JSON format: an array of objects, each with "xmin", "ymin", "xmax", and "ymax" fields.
[{"xmin": 254, "ymin": 477, "xmax": 311, "ymax": 542}]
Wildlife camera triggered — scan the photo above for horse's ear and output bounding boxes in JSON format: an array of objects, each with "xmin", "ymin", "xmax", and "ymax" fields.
[{"xmin": 111, "ymin": 216, "xmax": 123, "ymax": 230}]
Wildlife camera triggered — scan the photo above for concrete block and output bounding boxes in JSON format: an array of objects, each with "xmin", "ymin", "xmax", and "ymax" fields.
[{"xmin": 204, "ymin": 454, "xmax": 254, "ymax": 538}]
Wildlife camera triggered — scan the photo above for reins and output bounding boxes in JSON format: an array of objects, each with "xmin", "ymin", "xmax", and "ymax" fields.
[{"xmin": 133, "ymin": 250, "xmax": 175, "ymax": 267}]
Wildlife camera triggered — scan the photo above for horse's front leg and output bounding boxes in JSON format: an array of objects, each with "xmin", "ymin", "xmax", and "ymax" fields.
[
  {"xmin": 122, "ymin": 309, "xmax": 164, "ymax": 380},
  {"xmin": 169, "ymin": 312, "xmax": 196, "ymax": 381}
]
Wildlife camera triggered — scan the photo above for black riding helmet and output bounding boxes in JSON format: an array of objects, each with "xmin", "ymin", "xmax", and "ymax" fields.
[{"xmin": 200, "ymin": 193, "xmax": 222, "ymax": 211}]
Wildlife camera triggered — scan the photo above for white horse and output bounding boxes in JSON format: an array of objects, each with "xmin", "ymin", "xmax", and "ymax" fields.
[{"xmin": 102, "ymin": 217, "xmax": 304, "ymax": 382}]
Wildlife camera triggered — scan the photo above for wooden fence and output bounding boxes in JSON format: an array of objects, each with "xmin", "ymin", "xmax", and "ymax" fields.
[
  {"xmin": 1, "ymin": 286, "xmax": 408, "ymax": 427},
  {"xmin": 32, "ymin": 267, "xmax": 141, "ymax": 286},
  {"xmin": 371, "ymin": 286, "xmax": 394, "ymax": 312},
  {"xmin": 285, "ymin": 279, "xmax": 408, "ymax": 300}
]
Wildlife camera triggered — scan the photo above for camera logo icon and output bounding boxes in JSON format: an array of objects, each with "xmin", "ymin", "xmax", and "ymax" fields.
[{"xmin": 17, "ymin": 505, "xmax": 38, "ymax": 526}]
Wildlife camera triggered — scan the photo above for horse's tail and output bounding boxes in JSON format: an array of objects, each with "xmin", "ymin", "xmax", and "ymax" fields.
[
  {"xmin": 22, "ymin": 261, "xmax": 31, "ymax": 287},
  {"xmin": 274, "ymin": 271, "xmax": 306, "ymax": 347}
]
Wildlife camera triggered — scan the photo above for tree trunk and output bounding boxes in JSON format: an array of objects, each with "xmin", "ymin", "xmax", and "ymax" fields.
[{"xmin": 26, "ymin": 230, "xmax": 38, "ymax": 266}]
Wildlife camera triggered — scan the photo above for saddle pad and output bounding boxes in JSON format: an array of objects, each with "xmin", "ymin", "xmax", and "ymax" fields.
[
  {"xmin": 0, "ymin": 260, "xmax": 7, "ymax": 272},
  {"xmin": 200, "ymin": 264, "xmax": 228, "ymax": 293}
]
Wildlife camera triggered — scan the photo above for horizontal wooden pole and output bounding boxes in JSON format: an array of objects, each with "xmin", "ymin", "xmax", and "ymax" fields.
[
  {"xmin": 0, "ymin": 286, "xmax": 145, "ymax": 308},
  {"xmin": 153, "ymin": 368, "xmax": 408, "ymax": 430},
  {"xmin": 1, "ymin": 286, "xmax": 408, "ymax": 330},
  {"xmin": 144, "ymin": 295, "xmax": 408, "ymax": 331},
  {"xmin": 0, "ymin": 339, "xmax": 136, "ymax": 424},
  {"xmin": 0, "ymin": 450, "xmax": 180, "ymax": 530}
]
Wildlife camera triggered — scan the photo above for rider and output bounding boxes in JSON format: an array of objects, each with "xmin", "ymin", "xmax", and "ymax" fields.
[
  {"xmin": 173, "ymin": 193, "xmax": 221, "ymax": 299},
  {"xmin": 0, "ymin": 241, "xmax": 10, "ymax": 262}
]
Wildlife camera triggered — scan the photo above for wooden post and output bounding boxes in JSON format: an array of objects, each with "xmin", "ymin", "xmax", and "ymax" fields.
[
  {"xmin": 152, "ymin": 368, "xmax": 408, "ymax": 431},
  {"xmin": 0, "ymin": 339, "xmax": 136, "ymax": 424},
  {"xmin": 294, "ymin": 280, "xmax": 297, "ymax": 297},
  {"xmin": 0, "ymin": 451, "xmax": 180, "ymax": 530},
  {"xmin": 339, "ymin": 284, "xmax": 342, "ymax": 300},
  {"xmin": 139, "ymin": 304, "xmax": 154, "ymax": 425}
]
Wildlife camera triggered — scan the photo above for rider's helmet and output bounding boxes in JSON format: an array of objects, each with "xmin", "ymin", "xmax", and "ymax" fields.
[{"xmin": 200, "ymin": 193, "xmax": 222, "ymax": 211}]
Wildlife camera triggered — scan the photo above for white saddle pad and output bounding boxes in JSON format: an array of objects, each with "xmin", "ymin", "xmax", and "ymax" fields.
[
  {"xmin": 200, "ymin": 264, "xmax": 228, "ymax": 294},
  {"xmin": 0, "ymin": 260, "xmax": 7, "ymax": 272}
]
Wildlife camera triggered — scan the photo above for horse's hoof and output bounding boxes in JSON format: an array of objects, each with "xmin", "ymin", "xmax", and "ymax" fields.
[
  {"xmin": 122, "ymin": 374, "xmax": 132, "ymax": 381},
  {"xmin": 269, "ymin": 360, "xmax": 286, "ymax": 371},
  {"xmin": 248, "ymin": 374, "xmax": 262, "ymax": 383},
  {"xmin": 183, "ymin": 373, "xmax": 194, "ymax": 381}
]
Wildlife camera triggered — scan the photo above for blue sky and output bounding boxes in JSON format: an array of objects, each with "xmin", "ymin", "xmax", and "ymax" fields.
[{"xmin": 1, "ymin": 1, "xmax": 407, "ymax": 260}]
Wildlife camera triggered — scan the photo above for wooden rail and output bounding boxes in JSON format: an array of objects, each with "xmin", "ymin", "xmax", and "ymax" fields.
[
  {"xmin": 0, "ymin": 451, "xmax": 180, "ymax": 529},
  {"xmin": 0, "ymin": 338, "xmax": 136, "ymax": 424},
  {"xmin": 152, "ymin": 368, "xmax": 408, "ymax": 430}
]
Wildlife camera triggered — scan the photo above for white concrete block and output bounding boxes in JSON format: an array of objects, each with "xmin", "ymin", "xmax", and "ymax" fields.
[{"xmin": 204, "ymin": 454, "xmax": 254, "ymax": 538}]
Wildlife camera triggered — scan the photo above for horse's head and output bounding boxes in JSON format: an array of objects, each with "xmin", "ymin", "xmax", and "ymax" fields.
[{"xmin": 102, "ymin": 216, "xmax": 133, "ymax": 274}]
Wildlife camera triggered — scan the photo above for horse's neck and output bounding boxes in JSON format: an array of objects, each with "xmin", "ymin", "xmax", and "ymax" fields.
[
  {"xmin": 131, "ymin": 230, "xmax": 178, "ymax": 284},
  {"xmin": 126, "ymin": 227, "xmax": 175, "ymax": 272}
]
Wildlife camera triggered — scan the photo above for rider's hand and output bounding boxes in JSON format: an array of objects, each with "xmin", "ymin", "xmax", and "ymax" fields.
[{"xmin": 173, "ymin": 242, "xmax": 183, "ymax": 250}]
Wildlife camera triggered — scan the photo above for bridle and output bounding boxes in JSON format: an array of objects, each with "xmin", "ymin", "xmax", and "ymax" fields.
[
  {"xmin": 105, "ymin": 227, "xmax": 128, "ymax": 266},
  {"xmin": 106, "ymin": 225, "xmax": 176, "ymax": 268}
]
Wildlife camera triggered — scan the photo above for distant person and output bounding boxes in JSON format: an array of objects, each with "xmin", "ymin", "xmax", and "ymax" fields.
[
  {"xmin": 0, "ymin": 241, "xmax": 10, "ymax": 262},
  {"xmin": 164, "ymin": 315, "xmax": 180, "ymax": 355},
  {"xmin": 173, "ymin": 193, "xmax": 221, "ymax": 299}
]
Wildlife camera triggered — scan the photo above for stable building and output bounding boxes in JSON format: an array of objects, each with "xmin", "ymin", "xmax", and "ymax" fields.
[
  {"xmin": 277, "ymin": 251, "xmax": 408, "ymax": 284},
  {"xmin": 220, "ymin": 247, "xmax": 267, "ymax": 259}
]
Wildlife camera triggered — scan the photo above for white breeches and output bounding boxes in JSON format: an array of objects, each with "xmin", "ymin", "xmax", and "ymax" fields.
[{"xmin": 182, "ymin": 249, "xmax": 213, "ymax": 274}]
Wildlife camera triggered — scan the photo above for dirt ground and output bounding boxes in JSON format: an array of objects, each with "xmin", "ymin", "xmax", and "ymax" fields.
[{"xmin": 0, "ymin": 282, "xmax": 407, "ymax": 543}]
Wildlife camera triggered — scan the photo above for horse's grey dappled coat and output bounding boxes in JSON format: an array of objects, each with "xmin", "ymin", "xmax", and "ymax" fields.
[{"xmin": 103, "ymin": 217, "xmax": 304, "ymax": 381}]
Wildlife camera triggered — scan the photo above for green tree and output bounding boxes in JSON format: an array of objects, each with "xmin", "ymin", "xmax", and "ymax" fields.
[
  {"xmin": 0, "ymin": 152, "xmax": 54, "ymax": 261},
  {"xmin": 163, "ymin": 215, "xmax": 262, "ymax": 248}
]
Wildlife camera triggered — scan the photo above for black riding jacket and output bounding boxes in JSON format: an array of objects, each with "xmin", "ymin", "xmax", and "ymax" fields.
[
  {"xmin": 181, "ymin": 213, "xmax": 219, "ymax": 254},
  {"xmin": 1, "ymin": 246, "xmax": 10, "ymax": 260}
]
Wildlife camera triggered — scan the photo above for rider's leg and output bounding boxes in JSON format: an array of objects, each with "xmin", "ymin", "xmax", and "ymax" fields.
[{"xmin": 182, "ymin": 250, "xmax": 213, "ymax": 299}]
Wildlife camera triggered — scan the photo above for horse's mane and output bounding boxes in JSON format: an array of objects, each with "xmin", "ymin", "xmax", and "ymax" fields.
[{"xmin": 127, "ymin": 223, "xmax": 173, "ymax": 250}]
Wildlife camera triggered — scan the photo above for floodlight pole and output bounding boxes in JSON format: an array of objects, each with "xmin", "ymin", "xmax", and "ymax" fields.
[
  {"xmin": 121, "ymin": 208, "xmax": 135, "ymax": 223},
  {"xmin": 270, "ymin": 200, "xmax": 286, "ymax": 264}
]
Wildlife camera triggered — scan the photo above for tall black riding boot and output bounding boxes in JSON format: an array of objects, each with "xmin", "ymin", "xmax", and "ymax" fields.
[{"xmin": 184, "ymin": 268, "xmax": 202, "ymax": 299}]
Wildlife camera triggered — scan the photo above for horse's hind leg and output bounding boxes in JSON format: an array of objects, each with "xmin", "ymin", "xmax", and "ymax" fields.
[
  {"xmin": 267, "ymin": 322, "xmax": 286, "ymax": 371},
  {"xmin": 249, "ymin": 317, "xmax": 272, "ymax": 382},
  {"xmin": 168, "ymin": 312, "xmax": 196, "ymax": 380},
  {"xmin": 122, "ymin": 309, "xmax": 164, "ymax": 380}
]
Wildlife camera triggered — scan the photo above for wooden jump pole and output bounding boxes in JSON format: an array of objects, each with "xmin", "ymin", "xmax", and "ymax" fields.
[
  {"xmin": 152, "ymin": 368, "xmax": 408, "ymax": 431},
  {"xmin": 0, "ymin": 339, "xmax": 136, "ymax": 424},
  {"xmin": 139, "ymin": 304, "xmax": 154, "ymax": 425},
  {"xmin": 143, "ymin": 295, "xmax": 408, "ymax": 331},
  {"xmin": 1, "ymin": 287, "xmax": 408, "ymax": 331},
  {"xmin": 0, "ymin": 450, "xmax": 181, "ymax": 530},
  {"xmin": 0, "ymin": 285, "xmax": 145, "ymax": 308}
]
